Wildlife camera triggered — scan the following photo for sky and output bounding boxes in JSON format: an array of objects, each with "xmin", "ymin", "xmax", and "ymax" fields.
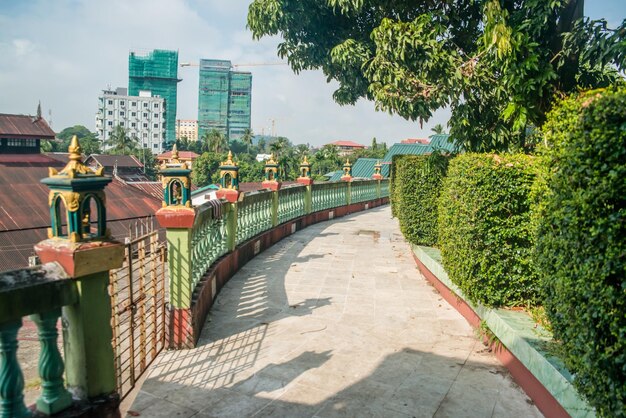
[{"xmin": 0, "ymin": 0, "xmax": 624, "ymax": 147}]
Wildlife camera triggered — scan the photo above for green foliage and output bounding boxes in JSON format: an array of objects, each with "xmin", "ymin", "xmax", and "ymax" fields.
[
  {"xmin": 392, "ymin": 154, "xmax": 448, "ymax": 246},
  {"xmin": 534, "ymin": 87, "xmax": 626, "ymax": 417},
  {"xmin": 437, "ymin": 153, "xmax": 539, "ymax": 307},
  {"xmin": 44, "ymin": 125, "xmax": 101, "ymax": 155},
  {"xmin": 192, "ymin": 152, "xmax": 222, "ymax": 187},
  {"xmin": 248, "ymin": 0, "xmax": 625, "ymax": 152},
  {"xmin": 106, "ymin": 125, "xmax": 137, "ymax": 154}
]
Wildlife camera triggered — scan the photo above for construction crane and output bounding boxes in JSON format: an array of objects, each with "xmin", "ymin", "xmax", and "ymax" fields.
[{"xmin": 180, "ymin": 62, "xmax": 288, "ymax": 69}]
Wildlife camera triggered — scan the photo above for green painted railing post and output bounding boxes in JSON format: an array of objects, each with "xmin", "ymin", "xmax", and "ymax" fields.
[
  {"xmin": 346, "ymin": 182, "xmax": 352, "ymax": 206},
  {"xmin": 61, "ymin": 268, "xmax": 119, "ymax": 399},
  {"xmin": 271, "ymin": 191, "xmax": 279, "ymax": 227},
  {"xmin": 304, "ymin": 185, "xmax": 312, "ymax": 214},
  {"xmin": 0, "ymin": 319, "xmax": 29, "ymax": 418},
  {"xmin": 377, "ymin": 179, "xmax": 381, "ymax": 199},
  {"xmin": 226, "ymin": 202, "xmax": 238, "ymax": 252},
  {"xmin": 31, "ymin": 309, "xmax": 72, "ymax": 414},
  {"xmin": 165, "ymin": 228, "xmax": 194, "ymax": 309}
]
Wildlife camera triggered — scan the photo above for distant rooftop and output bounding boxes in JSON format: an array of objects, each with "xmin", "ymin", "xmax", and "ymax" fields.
[
  {"xmin": 328, "ymin": 140, "xmax": 366, "ymax": 148},
  {"xmin": 0, "ymin": 114, "xmax": 55, "ymax": 139}
]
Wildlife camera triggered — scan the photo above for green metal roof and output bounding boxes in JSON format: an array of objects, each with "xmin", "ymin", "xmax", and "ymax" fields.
[
  {"xmin": 428, "ymin": 134, "xmax": 458, "ymax": 153},
  {"xmin": 329, "ymin": 158, "xmax": 381, "ymax": 181}
]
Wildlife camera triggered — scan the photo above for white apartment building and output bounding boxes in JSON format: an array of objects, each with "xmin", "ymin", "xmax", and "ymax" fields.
[
  {"xmin": 96, "ymin": 87, "xmax": 166, "ymax": 154},
  {"xmin": 176, "ymin": 119, "xmax": 198, "ymax": 141}
]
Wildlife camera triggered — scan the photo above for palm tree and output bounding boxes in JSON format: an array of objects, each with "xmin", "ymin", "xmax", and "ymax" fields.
[
  {"xmin": 432, "ymin": 124, "xmax": 445, "ymax": 135},
  {"xmin": 241, "ymin": 128, "xmax": 254, "ymax": 153},
  {"xmin": 106, "ymin": 124, "xmax": 136, "ymax": 154},
  {"xmin": 202, "ymin": 129, "xmax": 228, "ymax": 154}
]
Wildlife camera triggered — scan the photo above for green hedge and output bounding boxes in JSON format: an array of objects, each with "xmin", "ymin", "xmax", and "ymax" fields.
[
  {"xmin": 535, "ymin": 88, "xmax": 626, "ymax": 417},
  {"xmin": 437, "ymin": 153, "xmax": 539, "ymax": 307},
  {"xmin": 392, "ymin": 154, "xmax": 448, "ymax": 246}
]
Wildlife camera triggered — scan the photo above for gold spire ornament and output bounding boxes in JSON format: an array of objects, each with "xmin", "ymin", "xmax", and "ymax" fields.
[{"xmin": 48, "ymin": 136, "xmax": 103, "ymax": 178}]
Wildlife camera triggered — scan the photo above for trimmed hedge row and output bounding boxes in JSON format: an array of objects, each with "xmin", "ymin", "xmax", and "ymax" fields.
[
  {"xmin": 437, "ymin": 153, "xmax": 540, "ymax": 307},
  {"xmin": 535, "ymin": 88, "xmax": 626, "ymax": 417},
  {"xmin": 392, "ymin": 154, "xmax": 448, "ymax": 246}
]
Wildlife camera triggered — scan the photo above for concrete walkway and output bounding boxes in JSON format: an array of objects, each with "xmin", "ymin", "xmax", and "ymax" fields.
[{"xmin": 128, "ymin": 206, "xmax": 543, "ymax": 418}]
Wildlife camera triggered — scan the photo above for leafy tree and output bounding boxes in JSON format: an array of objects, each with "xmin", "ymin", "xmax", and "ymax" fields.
[
  {"xmin": 45, "ymin": 125, "xmax": 101, "ymax": 154},
  {"xmin": 248, "ymin": 0, "xmax": 625, "ymax": 151},
  {"xmin": 202, "ymin": 129, "xmax": 228, "ymax": 154},
  {"xmin": 241, "ymin": 128, "xmax": 254, "ymax": 153},
  {"xmin": 192, "ymin": 152, "xmax": 223, "ymax": 187},
  {"xmin": 57, "ymin": 125, "xmax": 93, "ymax": 142},
  {"xmin": 175, "ymin": 137, "xmax": 202, "ymax": 154},
  {"xmin": 432, "ymin": 124, "xmax": 445, "ymax": 135},
  {"xmin": 106, "ymin": 125, "xmax": 137, "ymax": 154}
]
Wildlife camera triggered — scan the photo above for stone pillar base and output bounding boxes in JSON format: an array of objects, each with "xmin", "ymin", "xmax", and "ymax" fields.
[
  {"xmin": 262, "ymin": 180, "xmax": 281, "ymax": 191},
  {"xmin": 216, "ymin": 189, "xmax": 240, "ymax": 203}
]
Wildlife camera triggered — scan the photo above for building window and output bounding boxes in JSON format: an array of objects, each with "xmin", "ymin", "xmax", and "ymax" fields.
[
  {"xmin": 108, "ymin": 110, "xmax": 113, "ymax": 115},
  {"xmin": 131, "ymin": 101, "xmax": 136, "ymax": 107},
  {"xmin": 143, "ymin": 133, "xmax": 148, "ymax": 138},
  {"xmin": 153, "ymin": 143, "xmax": 158, "ymax": 149},
  {"xmin": 131, "ymin": 122, "xmax": 136, "ymax": 127},
  {"xmin": 131, "ymin": 112, "xmax": 136, "ymax": 117},
  {"xmin": 143, "ymin": 123, "xmax": 148, "ymax": 128},
  {"xmin": 108, "ymin": 100, "xmax": 113, "ymax": 105},
  {"xmin": 143, "ymin": 103, "xmax": 148, "ymax": 108},
  {"xmin": 120, "ymin": 111, "xmax": 125, "ymax": 116},
  {"xmin": 153, "ymin": 113, "xmax": 158, "ymax": 118},
  {"xmin": 153, "ymin": 103, "xmax": 159, "ymax": 109},
  {"xmin": 143, "ymin": 113, "xmax": 148, "ymax": 118},
  {"xmin": 120, "ymin": 122, "xmax": 125, "ymax": 126},
  {"xmin": 153, "ymin": 123, "xmax": 158, "ymax": 128},
  {"xmin": 153, "ymin": 133, "xmax": 159, "ymax": 138},
  {"xmin": 107, "ymin": 121, "xmax": 113, "ymax": 126},
  {"xmin": 120, "ymin": 101, "xmax": 125, "ymax": 107}
]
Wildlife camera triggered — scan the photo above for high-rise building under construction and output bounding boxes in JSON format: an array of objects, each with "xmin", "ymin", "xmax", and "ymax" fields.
[
  {"xmin": 129, "ymin": 49, "xmax": 180, "ymax": 145},
  {"xmin": 198, "ymin": 59, "xmax": 252, "ymax": 141}
]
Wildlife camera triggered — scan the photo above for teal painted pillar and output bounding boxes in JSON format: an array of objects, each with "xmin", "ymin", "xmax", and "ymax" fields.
[
  {"xmin": 31, "ymin": 309, "xmax": 72, "ymax": 414},
  {"xmin": 0, "ymin": 319, "xmax": 29, "ymax": 418},
  {"xmin": 377, "ymin": 179, "xmax": 381, "ymax": 199},
  {"xmin": 346, "ymin": 182, "xmax": 352, "ymax": 206},
  {"xmin": 304, "ymin": 185, "xmax": 312, "ymax": 214}
]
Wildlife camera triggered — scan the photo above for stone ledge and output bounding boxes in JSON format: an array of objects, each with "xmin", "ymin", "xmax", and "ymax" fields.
[{"xmin": 412, "ymin": 245, "xmax": 594, "ymax": 418}]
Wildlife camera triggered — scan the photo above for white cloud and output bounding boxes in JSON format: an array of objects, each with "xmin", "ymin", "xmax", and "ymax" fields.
[{"xmin": 0, "ymin": 0, "xmax": 450, "ymax": 144}]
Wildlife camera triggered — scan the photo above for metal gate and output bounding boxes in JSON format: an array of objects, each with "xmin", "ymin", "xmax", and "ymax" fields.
[{"xmin": 109, "ymin": 220, "xmax": 167, "ymax": 399}]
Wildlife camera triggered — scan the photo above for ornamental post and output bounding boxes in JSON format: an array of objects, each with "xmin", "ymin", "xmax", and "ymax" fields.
[{"xmin": 297, "ymin": 156, "xmax": 313, "ymax": 214}]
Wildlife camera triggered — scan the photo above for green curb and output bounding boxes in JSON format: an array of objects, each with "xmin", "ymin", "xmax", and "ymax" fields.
[{"xmin": 413, "ymin": 245, "xmax": 595, "ymax": 418}]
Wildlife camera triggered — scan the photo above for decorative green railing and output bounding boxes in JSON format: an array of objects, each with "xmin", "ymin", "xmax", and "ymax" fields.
[
  {"xmin": 236, "ymin": 191, "xmax": 274, "ymax": 245},
  {"xmin": 351, "ymin": 180, "xmax": 379, "ymax": 203},
  {"xmin": 277, "ymin": 185, "xmax": 306, "ymax": 225},
  {"xmin": 380, "ymin": 179, "xmax": 390, "ymax": 197},
  {"xmin": 312, "ymin": 182, "xmax": 348, "ymax": 212},
  {"xmin": 191, "ymin": 205, "xmax": 228, "ymax": 289},
  {"xmin": 0, "ymin": 265, "xmax": 77, "ymax": 418}
]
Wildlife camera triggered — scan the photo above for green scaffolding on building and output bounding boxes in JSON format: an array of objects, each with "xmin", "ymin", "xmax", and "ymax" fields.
[
  {"xmin": 129, "ymin": 49, "xmax": 180, "ymax": 145},
  {"xmin": 198, "ymin": 59, "xmax": 252, "ymax": 141}
]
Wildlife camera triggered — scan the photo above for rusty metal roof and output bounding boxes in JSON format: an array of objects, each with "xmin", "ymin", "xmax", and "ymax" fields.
[
  {"xmin": 85, "ymin": 154, "xmax": 143, "ymax": 168},
  {"xmin": 0, "ymin": 166, "xmax": 161, "ymax": 232},
  {"xmin": 0, "ymin": 154, "xmax": 62, "ymax": 166},
  {"xmin": 156, "ymin": 150, "xmax": 199, "ymax": 161},
  {"xmin": 0, "ymin": 114, "xmax": 55, "ymax": 138}
]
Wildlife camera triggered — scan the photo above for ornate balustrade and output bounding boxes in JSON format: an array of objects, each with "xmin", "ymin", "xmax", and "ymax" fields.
[
  {"xmin": 236, "ymin": 191, "xmax": 274, "ymax": 245},
  {"xmin": 351, "ymin": 179, "xmax": 380, "ymax": 203},
  {"xmin": 277, "ymin": 185, "xmax": 306, "ymax": 225},
  {"xmin": 312, "ymin": 181, "xmax": 349, "ymax": 211},
  {"xmin": 0, "ymin": 265, "xmax": 76, "ymax": 417},
  {"xmin": 191, "ymin": 204, "xmax": 229, "ymax": 290}
]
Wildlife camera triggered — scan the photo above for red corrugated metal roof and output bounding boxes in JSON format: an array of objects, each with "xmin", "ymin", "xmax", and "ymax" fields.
[
  {"xmin": 156, "ymin": 150, "xmax": 199, "ymax": 161},
  {"xmin": 0, "ymin": 154, "xmax": 61, "ymax": 166},
  {"xmin": 401, "ymin": 138, "xmax": 430, "ymax": 144},
  {"xmin": 328, "ymin": 140, "xmax": 366, "ymax": 148},
  {"xmin": 0, "ymin": 114, "xmax": 55, "ymax": 138},
  {"xmin": 85, "ymin": 154, "xmax": 143, "ymax": 168},
  {"xmin": 0, "ymin": 166, "xmax": 161, "ymax": 232}
]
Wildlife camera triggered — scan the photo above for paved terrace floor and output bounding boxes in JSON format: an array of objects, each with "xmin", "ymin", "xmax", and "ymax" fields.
[{"xmin": 128, "ymin": 206, "xmax": 543, "ymax": 418}]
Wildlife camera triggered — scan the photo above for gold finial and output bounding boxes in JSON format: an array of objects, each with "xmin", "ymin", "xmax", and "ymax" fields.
[
  {"xmin": 51, "ymin": 135, "xmax": 99, "ymax": 178},
  {"xmin": 222, "ymin": 150, "xmax": 236, "ymax": 166},
  {"xmin": 68, "ymin": 135, "xmax": 81, "ymax": 161},
  {"xmin": 345, "ymin": 158, "xmax": 351, "ymax": 165},
  {"xmin": 266, "ymin": 153, "xmax": 277, "ymax": 165},
  {"xmin": 302, "ymin": 155, "xmax": 309, "ymax": 164},
  {"xmin": 171, "ymin": 144, "xmax": 180, "ymax": 162}
]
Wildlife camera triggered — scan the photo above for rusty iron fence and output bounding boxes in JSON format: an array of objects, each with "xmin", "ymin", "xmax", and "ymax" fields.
[{"xmin": 109, "ymin": 217, "xmax": 167, "ymax": 399}]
